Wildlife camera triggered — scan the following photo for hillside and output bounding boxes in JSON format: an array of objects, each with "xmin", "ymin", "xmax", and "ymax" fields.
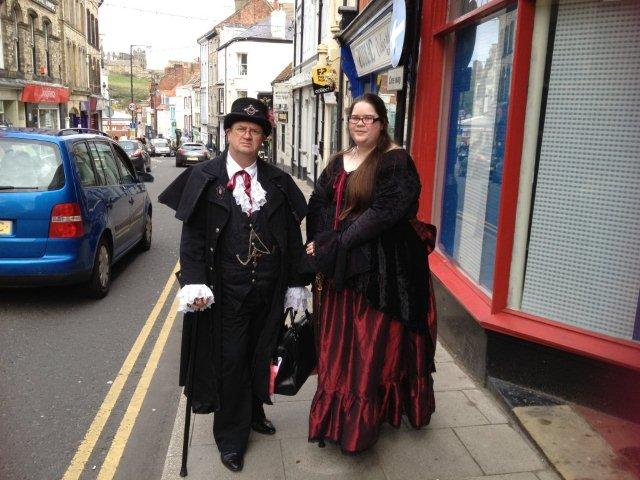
[{"xmin": 108, "ymin": 73, "xmax": 151, "ymax": 107}]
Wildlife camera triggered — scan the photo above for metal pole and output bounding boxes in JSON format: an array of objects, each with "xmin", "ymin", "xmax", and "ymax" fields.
[{"xmin": 130, "ymin": 44, "xmax": 134, "ymax": 132}]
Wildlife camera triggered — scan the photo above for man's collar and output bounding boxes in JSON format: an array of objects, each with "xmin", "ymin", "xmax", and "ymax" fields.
[{"xmin": 226, "ymin": 151, "xmax": 257, "ymax": 178}]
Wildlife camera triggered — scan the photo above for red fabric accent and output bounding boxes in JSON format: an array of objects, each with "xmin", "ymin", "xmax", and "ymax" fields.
[
  {"xmin": 309, "ymin": 282, "xmax": 435, "ymax": 453},
  {"xmin": 332, "ymin": 169, "xmax": 349, "ymax": 230},
  {"xmin": 226, "ymin": 170, "xmax": 252, "ymax": 214},
  {"xmin": 21, "ymin": 84, "xmax": 69, "ymax": 104}
]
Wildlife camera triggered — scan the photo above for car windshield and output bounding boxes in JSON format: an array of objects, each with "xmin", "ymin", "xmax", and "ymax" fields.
[
  {"xmin": 183, "ymin": 143, "xmax": 205, "ymax": 150},
  {"xmin": 0, "ymin": 138, "xmax": 64, "ymax": 191},
  {"xmin": 151, "ymin": 139, "xmax": 169, "ymax": 147},
  {"xmin": 119, "ymin": 141, "xmax": 137, "ymax": 151}
]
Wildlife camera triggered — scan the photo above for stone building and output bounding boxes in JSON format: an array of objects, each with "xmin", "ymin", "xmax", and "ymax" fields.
[
  {"xmin": 0, "ymin": 0, "xmax": 103, "ymax": 129},
  {"xmin": 0, "ymin": 0, "xmax": 67, "ymax": 128}
]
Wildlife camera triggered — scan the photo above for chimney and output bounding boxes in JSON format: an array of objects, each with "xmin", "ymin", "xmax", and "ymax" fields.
[{"xmin": 271, "ymin": 8, "xmax": 286, "ymax": 39}]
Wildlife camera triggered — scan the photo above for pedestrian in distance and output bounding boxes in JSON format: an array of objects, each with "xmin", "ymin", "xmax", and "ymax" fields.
[
  {"xmin": 305, "ymin": 92, "xmax": 438, "ymax": 454},
  {"xmin": 158, "ymin": 97, "xmax": 312, "ymax": 473}
]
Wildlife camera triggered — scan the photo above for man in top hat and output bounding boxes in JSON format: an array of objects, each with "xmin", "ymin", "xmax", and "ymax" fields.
[{"xmin": 159, "ymin": 97, "xmax": 312, "ymax": 472}]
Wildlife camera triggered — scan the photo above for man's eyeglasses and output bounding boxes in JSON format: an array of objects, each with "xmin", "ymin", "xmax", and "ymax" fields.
[
  {"xmin": 348, "ymin": 115, "xmax": 380, "ymax": 125},
  {"xmin": 233, "ymin": 126, "xmax": 264, "ymax": 137}
]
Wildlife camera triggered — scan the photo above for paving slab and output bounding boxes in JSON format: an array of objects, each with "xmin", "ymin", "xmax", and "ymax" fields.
[
  {"xmin": 513, "ymin": 404, "xmax": 637, "ymax": 480},
  {"xmin": 455, "ymin": 424, "xmax": 546, "ymax": 475},
  {"xmin": 262, "ymin": 400, "xmax": 311, "ymax": 440},
  {"xmin": 377, "ymin": 427, "xmax": 484, "ymax": 479},
  {"xmin": 535, "ymin": 470, "xmax": 563, "ymax": 480},
  {"xmin": 463, "ymin": 388, "xmax": 510, "ymax": 424},
  {"xmin": 427, "ymin": 390, "xmax": 491, "ymax": 429},
  {"xmin": 433, "ymin": 361, "xmax": 477, "ymax": 391},
  {"xmin": 280, "ymin": 437, "xmax": 387, "ymax": 480},
  {"xmin": 435, "ymin": 342, "xmax": 455, "ymax": 363},
  {"xmin": 463, "ymin": 473, "xmax": 540, "ymax": 480}
]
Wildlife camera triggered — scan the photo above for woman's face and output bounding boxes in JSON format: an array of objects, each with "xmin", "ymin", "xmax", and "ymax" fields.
[{"xmin": 348, "ymin": 101, "xmax": 383, "ymax": 148}]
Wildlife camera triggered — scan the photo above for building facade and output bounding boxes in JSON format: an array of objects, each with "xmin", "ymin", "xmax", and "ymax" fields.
[
  {"xmin": 0, "ymin": 0, "xmax": 67, "ymax": 128},
  {"xmin": 409, "ymin": 0, "xmax": 640, "ymax": 418}
]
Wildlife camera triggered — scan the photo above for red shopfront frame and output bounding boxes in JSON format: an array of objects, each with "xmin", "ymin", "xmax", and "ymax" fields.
[{"xmin": 411, "ymin": 0, "xmax": 640, "ymax": 371}]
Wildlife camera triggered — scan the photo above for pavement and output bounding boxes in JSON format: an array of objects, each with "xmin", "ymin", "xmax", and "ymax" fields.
[{"xmin": 159, "ymin": 174, "xmax": 567, "ymax": 480}]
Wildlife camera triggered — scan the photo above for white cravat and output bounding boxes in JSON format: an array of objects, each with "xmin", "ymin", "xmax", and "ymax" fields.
[{"xmin": 226, "ymin": 152, "xmax": 267, "ymax": 215}]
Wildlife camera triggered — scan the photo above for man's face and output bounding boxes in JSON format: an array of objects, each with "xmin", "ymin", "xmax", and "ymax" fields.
[{"xmin": 226, "ymin": 121, "xmax": 264, "ymax": 157}]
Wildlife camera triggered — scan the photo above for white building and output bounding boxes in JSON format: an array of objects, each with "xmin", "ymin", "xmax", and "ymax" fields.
[{"xmin": 216, "ymin": 7, "xmax": 293, "ymax": 151}]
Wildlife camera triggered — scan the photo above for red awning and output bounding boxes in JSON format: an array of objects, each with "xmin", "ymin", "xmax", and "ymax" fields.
[{"xmin": 21, "ymin": 84, "xmax": 69, "ymax": 104}]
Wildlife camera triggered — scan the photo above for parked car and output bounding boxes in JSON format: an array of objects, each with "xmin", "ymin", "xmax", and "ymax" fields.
[
  {"xmin": 150, "ymin": 137, "xmax": 172, "ymax": 157},
  {"xmin": 176, "ymin": 142, "xmax": 210, "ymax": 167},
  {"xmin": 118, "ymin": 139, "xmax": 151, "ymax": 172},
  {"xmin": 0, "ymin": 128, "xmax": 154, "ymax": 298}
]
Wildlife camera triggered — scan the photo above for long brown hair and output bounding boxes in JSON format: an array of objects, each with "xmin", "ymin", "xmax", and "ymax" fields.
[{"xmin": 338, "ymin": 93, "xmax": 392, "ymax": 220}]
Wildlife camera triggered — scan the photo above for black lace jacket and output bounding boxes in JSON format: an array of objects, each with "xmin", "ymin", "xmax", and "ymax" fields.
[{"xmin": 307, "ymin": 149, "xmax": 435, "ymax": 333}]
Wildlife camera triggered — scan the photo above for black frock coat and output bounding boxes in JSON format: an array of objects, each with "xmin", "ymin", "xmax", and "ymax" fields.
[{"xmin": 158, "ymin": 154, "xmax": 311, "ymax": 413}]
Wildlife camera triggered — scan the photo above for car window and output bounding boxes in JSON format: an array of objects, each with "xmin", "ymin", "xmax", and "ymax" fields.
[
  {"xmin": 183, "ymin": 143, "xmax": 204, "ymax": 150},
  {"xmin": 91, "ymin": 142, "xmax": 121, "ymax": 186},
  {"xmin": 0, "ymin": 138, "xmax": 64, "ymax": 190},
  {"xmin": 151, "ymin": 139, "xmax": 168, "ymax": 147},
  {"xmin": 119, "ymin": 141, "xmax": 136, "ymax": 152},
  {"xmin": 111, "ymin": 144, "xmax": 136, "ymax": 184},
  {"xmin": 72, "ymin": 142, "xmax": 98, "ymax": 187}
]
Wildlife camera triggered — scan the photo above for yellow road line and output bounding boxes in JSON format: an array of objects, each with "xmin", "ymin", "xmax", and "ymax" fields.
[
  {"xmin": 62, "ymin": 261, "xmax": 179, "ymax": 480},
  {"xmin": 97, "ymin": 295, "xmax": 180, "ymax": 479}
]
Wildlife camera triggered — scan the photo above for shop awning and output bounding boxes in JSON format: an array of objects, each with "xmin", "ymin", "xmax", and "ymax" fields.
[{"xmin": 21, "ymin": 84, "xmax": 69, "ymax": 104}]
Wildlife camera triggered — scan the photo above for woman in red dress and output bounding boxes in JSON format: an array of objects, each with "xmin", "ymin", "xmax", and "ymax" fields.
[{"xmin": 305, "ymin": 93, "xmax": 438, "ymax": 454}]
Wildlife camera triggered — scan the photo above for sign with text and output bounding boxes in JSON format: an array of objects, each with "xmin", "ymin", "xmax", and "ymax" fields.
[
  {"xmin": 276, "ymin": 111, "xmax": 288, "ymax": 123},
  {"xmin": 350, "ymin": 12, "xmax": 392, "ymax": 77},
  {"xmin": 311, "ymin": 65, "xmax": 337, "ymax": 95},
  {"xmin": 387, "ymin": 67, "xmax": 404, "ymax": 91}
]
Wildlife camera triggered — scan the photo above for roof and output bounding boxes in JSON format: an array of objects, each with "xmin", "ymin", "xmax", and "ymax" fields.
[
  {"xmin": 197, "ymin": 0, "xmax": 274, "ymax": 41},
  {"xmin": 272, "ymin": 62, "xmax": 292, "ymax": 84}
]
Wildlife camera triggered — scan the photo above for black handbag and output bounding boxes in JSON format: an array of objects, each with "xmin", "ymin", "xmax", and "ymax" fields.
[{"xmin": 274, "ymin": 309, "xmax": 316, "ymax": 396}]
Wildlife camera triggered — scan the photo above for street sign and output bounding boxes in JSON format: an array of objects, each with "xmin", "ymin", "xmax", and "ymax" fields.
[{"xmin": 128, "ymin": 102, "xmax": 136, "ymax": 112}]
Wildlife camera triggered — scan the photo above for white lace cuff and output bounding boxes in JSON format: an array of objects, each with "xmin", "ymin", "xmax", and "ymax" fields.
[
  {"xmin": 177, "ymin": 284, "xmax": 215, "ymax": 313},
  {"xmin": 284, "ymin": 287, "xmax": 311, "ymax": 312}
]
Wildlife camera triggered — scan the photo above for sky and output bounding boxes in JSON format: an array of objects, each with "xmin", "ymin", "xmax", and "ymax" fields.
[{"xmin": 100, "ymin": 0, "xmax": 237, "ymax": 70}]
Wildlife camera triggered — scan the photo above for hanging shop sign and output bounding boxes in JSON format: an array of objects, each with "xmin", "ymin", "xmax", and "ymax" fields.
[
  {"xmin": 311, "ymin": 65, "xmax": 337, "ymax": 95},
  {"xmin": 21, "ymin": 85, "xmax": 69, "ymax": 104},
  {"xmin": 349, "ymin": 11, "xmax": 392, "ymax": 77},
  {"xmin": 387, "ymin": 66, "xmax": 404, "ymax": 91},
  {"xmin": 390, "ymin": 0, "xmax": 406, "ymax": 68},
  {"xmin": 277, "ymin": 111, "xmax": 289, "ymax": 123}
]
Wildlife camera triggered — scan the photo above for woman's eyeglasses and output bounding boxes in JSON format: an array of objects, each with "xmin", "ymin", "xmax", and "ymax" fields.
[{"xmin": 347, "ymin": 115, "xmax": 380, "ymax": 125}]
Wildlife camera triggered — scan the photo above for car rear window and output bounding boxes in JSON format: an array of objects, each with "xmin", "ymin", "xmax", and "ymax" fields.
[
  {"xmin": 152, "ymin": 139, "xmax": 169, "ymax": 147},
  {"xmin": 183, "ymin": 144, "xmax": 204, "ymax": 150},
  {"xmin": 0, "ymin": 138, "xmax": 64, "ymax": 191},
  {"xmin": 119, "ymin": 141, "xmax": 136, "ymax": 151}
]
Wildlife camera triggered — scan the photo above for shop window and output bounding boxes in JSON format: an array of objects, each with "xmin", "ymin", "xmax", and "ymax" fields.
[
  {"xmin": 438, "ymin": 6, "xmax": 516, "ymax": 293},
  {"xmin": 238, "ymin": 53, "xmax": 247, "ymax": 76},
  {"xmin": 517, "ymin": 0, "xmax": 640, "ymax": 342},
  {"xmin": 218, "ymin": 88, "xmax": 224, "ymax": 114},
  {"xmin": 448, "ymin": 0, "xmax": 492, "ymax": 21},
  {"xmin": 280, "ymin": 124, "xmax": 285, "ymax": 152},
  {"xmin": 38, "ymin": 108, "xmax": 59, "ymax": 129}
]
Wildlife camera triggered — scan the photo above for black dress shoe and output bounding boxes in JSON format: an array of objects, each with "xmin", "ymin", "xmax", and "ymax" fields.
[
  {"xmin": 251, "ymin": 417, "xmax": 276, "ymax": 435},
  {"xmin": 220, "ymin": 451, "xmax": 244, "ymax": 472}
]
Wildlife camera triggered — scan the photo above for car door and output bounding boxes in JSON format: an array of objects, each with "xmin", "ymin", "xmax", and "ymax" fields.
[
  {"xmin": 89, "ymin": 141, "xmax": 132, "ymax": 257},
  {"xmin": 111, "ymin": 143, "xmax": 146, "ymax": 245}
]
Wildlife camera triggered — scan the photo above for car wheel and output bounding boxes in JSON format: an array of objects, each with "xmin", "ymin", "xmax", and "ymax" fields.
[
  {"xmin": 139, "ymin": 211, "xmax": 152, "ymax": 251},
  {"xmin": 84, "ymin": 237, "xmax": 111, "ymax": 298}
]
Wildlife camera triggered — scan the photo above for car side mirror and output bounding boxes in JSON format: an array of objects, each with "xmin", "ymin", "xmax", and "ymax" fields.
[{"xmin": 138, "ymin": 172, "xmax": 154, "ymax": 183}]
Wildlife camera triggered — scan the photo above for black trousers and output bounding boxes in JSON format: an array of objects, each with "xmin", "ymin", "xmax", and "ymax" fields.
[{"xmin": 213, "ymin": 286, "xmax": 270, "ymax": 453}]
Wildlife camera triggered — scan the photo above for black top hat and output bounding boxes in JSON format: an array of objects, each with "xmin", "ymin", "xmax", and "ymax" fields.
[{"xmin": 223, "ymin": 97, "xmax": 272, "ymax": 137}]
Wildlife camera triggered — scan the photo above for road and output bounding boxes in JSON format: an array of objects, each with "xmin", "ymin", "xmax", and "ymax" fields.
[{"xmin": 0, "ymin": 155, "xmax": 186, "ymax": 480}]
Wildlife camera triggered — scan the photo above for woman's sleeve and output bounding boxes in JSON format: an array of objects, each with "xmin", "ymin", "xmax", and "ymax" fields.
[
  {"xmin": 306, "ymin": 166, "xmax": 332, "ymax": 242},
  {"xmin": 340, "ymin": 151, "xmax": 420, "ymax": 249}
]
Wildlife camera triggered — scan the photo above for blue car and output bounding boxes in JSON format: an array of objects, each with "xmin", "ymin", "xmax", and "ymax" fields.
[{"xmin": 0, "ymin": 127, "xmax": 154, "ymax": 298}]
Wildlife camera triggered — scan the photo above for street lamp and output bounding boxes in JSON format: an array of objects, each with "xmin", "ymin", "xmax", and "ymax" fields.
[{"xmin": 130, "ymin": 44, "xmax": 151, "ymax": 134}]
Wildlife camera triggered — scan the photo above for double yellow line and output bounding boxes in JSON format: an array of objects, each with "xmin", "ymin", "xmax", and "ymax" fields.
[{"xmin": 62, "ymin": 261, "xmax": 180, "ymax": 480}]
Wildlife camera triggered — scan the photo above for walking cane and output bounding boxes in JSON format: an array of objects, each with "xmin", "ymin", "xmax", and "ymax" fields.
[{"xmin": 180, "ymin": 313, "xmax": 199, "ymax": 477}]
